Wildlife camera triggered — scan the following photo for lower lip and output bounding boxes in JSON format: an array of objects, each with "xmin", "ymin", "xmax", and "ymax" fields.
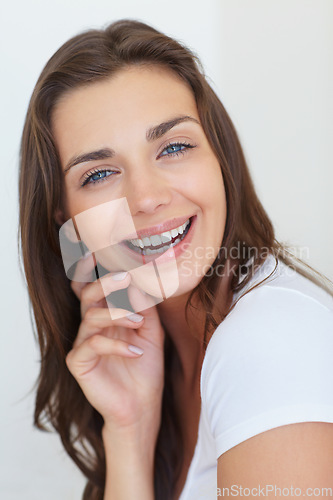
[{"xmin": 119, "ymin": 215, "xmax": 197, "ymax": 266}]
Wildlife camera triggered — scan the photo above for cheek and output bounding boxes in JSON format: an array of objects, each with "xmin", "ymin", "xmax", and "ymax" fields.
[
  {"xmin": 209, "ymin": 165, "xmax": 226, "ymax": 215},
  {"xmin": 190, "ymin": 161, "xmax": 225, "ymax": 214},
  {"xmin": 63, "ymin": 183, "xmax": 80, "ymax": 218},
  {"xmin": 61, "ymin": 194, "xmax": 135, "ymax": 261},
  {"xmin": 64, "ymin": 184, "xmax": 102, "ymax": 220},
  {"xmin": 199, "ymin": 165, "xmax": 227, "ymax": 249}
]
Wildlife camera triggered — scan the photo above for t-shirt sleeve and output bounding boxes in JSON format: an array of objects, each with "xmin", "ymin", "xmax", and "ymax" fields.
[{"xmin": 200, "ymin": 286, "xmax": 333, "ymax": 461}]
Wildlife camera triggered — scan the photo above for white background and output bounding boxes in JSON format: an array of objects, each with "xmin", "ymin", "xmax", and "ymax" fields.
[{"xmin": 1, "ymin": 1, "xmax": 332, "ymax": 498}]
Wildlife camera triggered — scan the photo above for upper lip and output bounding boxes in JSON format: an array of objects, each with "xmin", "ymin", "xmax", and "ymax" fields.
[{"xmin": 121, "ymin": 215, "xmax": 194, "ymax": 241}]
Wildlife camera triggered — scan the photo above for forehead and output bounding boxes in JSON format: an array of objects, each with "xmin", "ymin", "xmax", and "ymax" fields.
[{"xmin": 52, "ymin": 65, "xmax": 198, "ymax": 134}]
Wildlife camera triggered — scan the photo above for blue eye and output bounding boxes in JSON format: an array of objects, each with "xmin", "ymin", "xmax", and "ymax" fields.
[
  {"xmin": 159, "ymin": 142, "xmax": 196, "ymax": 158},
  {"xmin": 81, "ymin": 169, "xmax": 114, "ymax": 187}
]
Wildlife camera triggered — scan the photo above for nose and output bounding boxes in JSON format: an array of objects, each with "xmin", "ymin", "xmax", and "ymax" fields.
[{"xmin": 124, "ymin": 163, "xmax": 173, "ymax": 216}]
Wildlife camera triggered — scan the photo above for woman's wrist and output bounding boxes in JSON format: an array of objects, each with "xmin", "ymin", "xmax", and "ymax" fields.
[
  {"xmin": 102, "ymin": 423, "xmax": 157, "ymax": 500},
  {"xmin": 102, "ymin": 411, "xmax": 160, "ymax": 465}
]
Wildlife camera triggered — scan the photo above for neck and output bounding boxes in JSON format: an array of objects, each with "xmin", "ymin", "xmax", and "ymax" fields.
[{"xmin": 157, "ymin": 262, "xmax": 235, "ymax": 387}]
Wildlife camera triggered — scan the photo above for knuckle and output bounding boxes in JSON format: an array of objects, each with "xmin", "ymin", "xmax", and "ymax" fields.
[
  {"xmin": 84, "ymin": 306, "xmax": 98, "ymax": 322},
  {"xmin": 80, "ymin": 285, "xmax": 90, "ymax": 303},
  {"xmin": 70, "ymin": 281, "xmax": 79, "ymax": 296},
  {"xmin": 87, "ymin": 334, "xmax": 102, "ymax": 350},
  {"xmin": 65, "ymin": 350, "xmax": 74, "ymax": 369}
]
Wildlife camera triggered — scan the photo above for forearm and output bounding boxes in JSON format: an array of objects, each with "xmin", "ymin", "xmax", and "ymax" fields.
[{"xmin": 102, "ymin": 424, "xmax": 157, "ymax": 500}]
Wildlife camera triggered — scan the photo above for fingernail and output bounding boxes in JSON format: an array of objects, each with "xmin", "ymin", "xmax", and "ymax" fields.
[
  {"xmin": 128, "ymin": 345, "xmax": 144, "ymax": 355},
  {"xmin": 126, "ymin": 313, "xmax": 144, "ymax": 322},
  {"xmin": 112, "ymin": 272, "xmax": 128, "ymax": 281}
]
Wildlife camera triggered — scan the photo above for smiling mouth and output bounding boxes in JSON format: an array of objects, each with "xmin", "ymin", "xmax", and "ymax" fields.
[{"xmin": 123, "ymin": 217, "xmax": 193, "ymax": 256}]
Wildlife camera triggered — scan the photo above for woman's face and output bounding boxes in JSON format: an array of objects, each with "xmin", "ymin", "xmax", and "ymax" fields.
[{"xmin": 53, "ymin": 65, "xmax": 227, "ymax": 300}]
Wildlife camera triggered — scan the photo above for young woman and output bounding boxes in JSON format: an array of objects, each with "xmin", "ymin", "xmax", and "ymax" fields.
[{"xmin": 19, "ymin": 19, "xmax": 333, "ymax": 500}]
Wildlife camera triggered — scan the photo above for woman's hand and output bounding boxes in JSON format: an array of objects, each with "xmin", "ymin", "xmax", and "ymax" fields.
[{"xmin": 65, "ymin": 253, "xmax": 165, "ymax": 437}]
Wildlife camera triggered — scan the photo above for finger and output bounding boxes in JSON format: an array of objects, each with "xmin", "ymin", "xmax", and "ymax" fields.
[
  {"xmin": 80, "ymin": 271, "xmax": 131, "ymax": 318},
  {"xmin": 127, "ymin": 285, "xmax": 164, "ymax": 346},
  {"xmin": 74, "ymin": 307, "xmax": 144, "ymax": 349},
  {"xmin": 71, "ymin": 252, "xmax": 97, "ymax": 299},
  {"xmin": 66, "ymin": 335, "xmax": 144, "ymax": 378}
]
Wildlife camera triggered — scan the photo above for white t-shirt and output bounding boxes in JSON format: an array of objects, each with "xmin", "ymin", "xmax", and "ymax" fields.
[{"xmin": 179, "ymin": 255, "xmax": 333, "ymax": 499}]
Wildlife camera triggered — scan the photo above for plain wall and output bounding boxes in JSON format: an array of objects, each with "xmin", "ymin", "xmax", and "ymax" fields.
[
  {"xmin": 1, "ymin": 1, "xmax": 332, "ymax": 498},
  {"xmin": 217, "ymin": 0, "xmax": 333, "ymax": 276}
]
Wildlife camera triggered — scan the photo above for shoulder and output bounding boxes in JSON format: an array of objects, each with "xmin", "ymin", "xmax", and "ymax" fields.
[
  {"xmin": 200, "ymin": 257, "xmax": 333, "ymax": 459},
  {"xmin": 203, "ymin": 258, "xmax": 333, "ymax": 374},
  {"xmin": 204, "ymin": 257, "xmax": 333, "ymax": 369},
  {"xmin": 209, "ymin": 280, "xmax": 332, "ymax": 355}
]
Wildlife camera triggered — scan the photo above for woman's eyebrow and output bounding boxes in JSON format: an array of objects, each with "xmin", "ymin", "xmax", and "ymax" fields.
[
  {"xmin": 64, "ymin": 148, "xmax": 115, "ymax": 175},
  {"xmin": 64, "ymin": 115, "xmax": 200, "ymax": 175},
  {"xmin": 146, "ymin": 115, "xmax": 200, "ymax": 141}
]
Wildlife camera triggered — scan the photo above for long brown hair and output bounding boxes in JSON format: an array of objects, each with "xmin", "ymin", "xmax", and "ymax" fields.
[{"xmin": 19, "ymin": 19, "xmax": 332, "ymax": 499}]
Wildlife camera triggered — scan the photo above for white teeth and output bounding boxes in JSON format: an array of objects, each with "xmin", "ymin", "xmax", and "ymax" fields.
[
  {"xmin": 132, "ymin": 238, "xmax": 144, "ymax": 248},
  {"xmin": 149, "ymin": 232, "xmax": 173, "ymax": 246},
  {"xmin": 160, "ymin": 230, "xmax": 172, "ymax": 243},
  {"xmin": 128, "ymin": 218, "xmax": 191, "ymax": 249},
  {"xmin": 149, "ymin": 235, "xmax": 162, "ymax": 247},
  {"xmin": 145, "ymin": 247, "xmax": 161, "ymax": 255}
]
